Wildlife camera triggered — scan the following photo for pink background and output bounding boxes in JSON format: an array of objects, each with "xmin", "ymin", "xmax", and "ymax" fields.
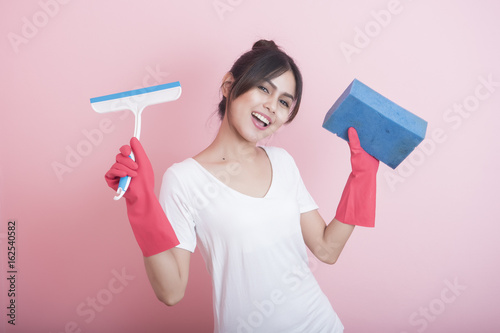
[{"xmin": 1, "ymin": 1, "xmax": 499, "ymax": 332}]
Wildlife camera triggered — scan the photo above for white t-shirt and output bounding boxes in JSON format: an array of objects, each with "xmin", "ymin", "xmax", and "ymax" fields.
[{"xmin": 159, "ymin": 146, "xmax": 344, "ymax": 333}]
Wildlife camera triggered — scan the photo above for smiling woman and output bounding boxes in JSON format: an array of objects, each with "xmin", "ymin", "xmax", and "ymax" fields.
[
  {"xmin": 220, "ymin": 68, "xmax": 296, "ymax": 144},
  {"xmin": 105, "ymin": 39, "xmax": 379, "ymax": 333},
  {"xmin": 217, "ymin": 39, "xmax": 302, "ymax": 124}
]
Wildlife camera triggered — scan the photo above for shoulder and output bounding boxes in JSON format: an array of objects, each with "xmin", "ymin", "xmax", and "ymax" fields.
[
  {"xmin": 163, "ymin": 157, "xmax": 194, "ymax": 177},
  {"xmin": 161, "ymin": 158, "xmax": 199, "ymax": 191}
]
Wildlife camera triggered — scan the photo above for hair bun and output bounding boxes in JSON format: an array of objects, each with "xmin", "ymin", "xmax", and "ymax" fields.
[{"xmin": 252, "ymin": 39, "xmax": 279, "ymax": 51}]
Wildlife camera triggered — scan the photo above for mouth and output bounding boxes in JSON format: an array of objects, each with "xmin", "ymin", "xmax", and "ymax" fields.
[{"xmin": 251, "ymin": 112, "xmax": 271, "ymax": 128}]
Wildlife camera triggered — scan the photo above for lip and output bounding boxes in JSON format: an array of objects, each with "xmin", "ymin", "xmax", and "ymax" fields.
[
  {"xmin": 251, "ymin": 116, "xmax": 267, "ymax": 130},
  {"xmin": 251, "ymin": 111, "xmax": 272, "ymax": 130},
  {"xmin": 253, "ymin": 111, "xmax": 272, "ymax": 124}
]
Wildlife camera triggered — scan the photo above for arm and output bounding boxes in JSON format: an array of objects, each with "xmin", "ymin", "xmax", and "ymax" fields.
[
  {"xmin": 301, "ymin": 127, "xmax": 379, "ymax": 264},
  {"xmin": 105, "ymin": 138, "xmax": 189, "ymax": 305}
]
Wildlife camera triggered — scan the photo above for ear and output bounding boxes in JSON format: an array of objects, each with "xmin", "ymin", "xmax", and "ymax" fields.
[{"xmin": 221, "ymin": 72, "xmax": 234, "ymax": 98}]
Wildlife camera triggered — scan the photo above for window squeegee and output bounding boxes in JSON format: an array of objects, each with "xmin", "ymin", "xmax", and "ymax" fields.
[{"xmin": 90, "ymin": 81, "xmax": 182, "ymax": 200}]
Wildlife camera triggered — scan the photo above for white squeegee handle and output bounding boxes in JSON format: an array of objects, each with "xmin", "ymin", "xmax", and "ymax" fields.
[{"xmin": 114, "ymin": 109, "xmax": 143, "ymax": 200}]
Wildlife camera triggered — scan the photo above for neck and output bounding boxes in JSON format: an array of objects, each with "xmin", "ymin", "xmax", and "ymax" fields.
[{"xmin": 207, "ymin": 113, "xmax": 260, "ymax": 162}]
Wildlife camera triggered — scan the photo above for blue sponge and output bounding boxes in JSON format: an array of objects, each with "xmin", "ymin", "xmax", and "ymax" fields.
[{"xmin": 323, "ymin": 79, "xmax": 428, "ymax": 169}]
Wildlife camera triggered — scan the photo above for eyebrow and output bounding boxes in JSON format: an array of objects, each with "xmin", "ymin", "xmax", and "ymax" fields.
[{"xmin": 264, "ymin": 79, "xmax": 295, "ymax": 100}]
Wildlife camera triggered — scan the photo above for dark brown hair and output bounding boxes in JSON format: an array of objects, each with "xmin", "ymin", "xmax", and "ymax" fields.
[{"xmin": 218, "ymin": 39, "xmax": 303, "ymax": 124}]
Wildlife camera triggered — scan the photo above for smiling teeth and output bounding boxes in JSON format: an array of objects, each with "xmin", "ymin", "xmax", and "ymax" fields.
[{"xmin": 252, "ymin": 112, "xmax": 270, "ymax": 126}]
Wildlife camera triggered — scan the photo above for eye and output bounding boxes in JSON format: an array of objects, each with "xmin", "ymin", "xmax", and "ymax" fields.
[
  {"xmin": 258, "ymin": 85, "xmax": 269, "ymax": 93},
  {"xmin": 280, "ymin": 99, "xmax": 290, "ymax": 108}
]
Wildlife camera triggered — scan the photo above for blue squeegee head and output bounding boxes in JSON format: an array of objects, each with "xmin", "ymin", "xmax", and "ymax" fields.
[{"xmin": 322, "ymin": 79, "xmax": 428, "ymax": 169}]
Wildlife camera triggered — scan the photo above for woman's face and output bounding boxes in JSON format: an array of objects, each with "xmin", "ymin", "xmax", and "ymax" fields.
[{"xmin": 226, "ymin": 70, "xmax": 296, "ymax": 143}]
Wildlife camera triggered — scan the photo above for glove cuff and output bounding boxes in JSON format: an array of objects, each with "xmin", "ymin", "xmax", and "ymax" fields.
[
  {"xmin": 335, "ymin": 172, "xmax": 377, "ymax": 227},
  {"xmin": 125, "ymin": 192, "xmax": 180, "ymax": 257}
]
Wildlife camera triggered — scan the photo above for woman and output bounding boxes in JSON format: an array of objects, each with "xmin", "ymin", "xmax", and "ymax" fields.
[{"xmin": 105, "ymin": 39, "xmax": 379, "ymax": 332}]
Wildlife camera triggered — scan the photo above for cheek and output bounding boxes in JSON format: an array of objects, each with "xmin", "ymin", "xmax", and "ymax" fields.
[
  {"xmin": 275, "ymin": 110, "xmax": 290, "ymax": 126},
  {"xmin": 230, "ymin": 93, "xmax": 255, "ymax": 114}
]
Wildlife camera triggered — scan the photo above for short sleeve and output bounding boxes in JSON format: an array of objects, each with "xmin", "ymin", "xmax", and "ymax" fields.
[
  {"xmin": 267, "ymin": 146, "xmax": 318, "ymax": 214},
  {"xmin": 296, "ymin": 169, "xmax": 319, "ymax": 214},
  {"xmin": 158, "ymin": 166, "xmax": 197, "ymax": 253}
]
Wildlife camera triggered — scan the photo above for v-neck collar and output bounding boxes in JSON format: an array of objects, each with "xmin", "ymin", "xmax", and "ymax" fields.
[{"xmin": 189, "ymin": 146, "xmax": 274, "ymax": 200}]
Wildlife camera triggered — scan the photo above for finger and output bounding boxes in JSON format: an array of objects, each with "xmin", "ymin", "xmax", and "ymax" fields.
[
  {"xmin": 115, "ymin": 162, "xmax": 138, "ymax": 177},
  {"xmin": 347, "ymin": 127, "xmax": 361, "ymax": 150},
  {"xmin": 105, "ymin": 167, "xmax": 127, "ymax": 179},
  {"xmin": 119, "ymin": 144, "xmax": 131, "ymax": 157},
  {"xmin": 130, "ymin": 137, "xmax": 147, "ymax": 164},
  {"xmin": 106, "ymin": 163, "xmax": 138, "ymax": 179},
  {"xmin": 104, "ymin": 174, "xmax": 119, "ymax": 191},
  {"xmin": 116, "ymin": 152, "xmax": 138, "ymax": 170}
]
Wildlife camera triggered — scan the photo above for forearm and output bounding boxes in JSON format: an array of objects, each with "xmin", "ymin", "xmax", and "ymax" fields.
[
  {"xmin": 143, "ymin": 247, "xmax": 190, "ymax": 306},
  {"xmin": 318, "ymin": 218, "xmax": 355, "ymax": 264},
  {"xmin": 301, "ymin": 210, "xmax": 354, "ymax": 265}
]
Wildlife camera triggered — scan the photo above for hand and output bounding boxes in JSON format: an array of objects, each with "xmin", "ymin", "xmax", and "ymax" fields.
[
  {"xmin": 105, "ymin": 138, "xmax": 154, "ymax": 203},
  {"xmin": 105, "ymin": 141, "xmax": 137, "ymax": 191},
  {"xmin": 104, "ymin": 138, "xmax": 179, "ymax": 256},
  {"xmin": 347, "ymin": 127, "xmax": 379, "ymax": 174},
  {"xmin": 334, "ymin": 127, "xmax": 379, "ymax": 227}
]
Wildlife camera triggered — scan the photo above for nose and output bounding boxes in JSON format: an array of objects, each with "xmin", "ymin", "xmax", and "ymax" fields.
[{"xmin": 263, "ymin": 95, "xmax": 277, "ymax": 113}]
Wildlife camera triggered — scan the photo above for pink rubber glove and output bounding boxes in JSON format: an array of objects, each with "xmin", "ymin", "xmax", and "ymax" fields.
[
  {"xmin": 335, "ymin": 127, "xmax": 379, "ymax": 227},
  {"xmin": 105, "ymin": 138, "xmax": 179, "ymax": 256}
]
